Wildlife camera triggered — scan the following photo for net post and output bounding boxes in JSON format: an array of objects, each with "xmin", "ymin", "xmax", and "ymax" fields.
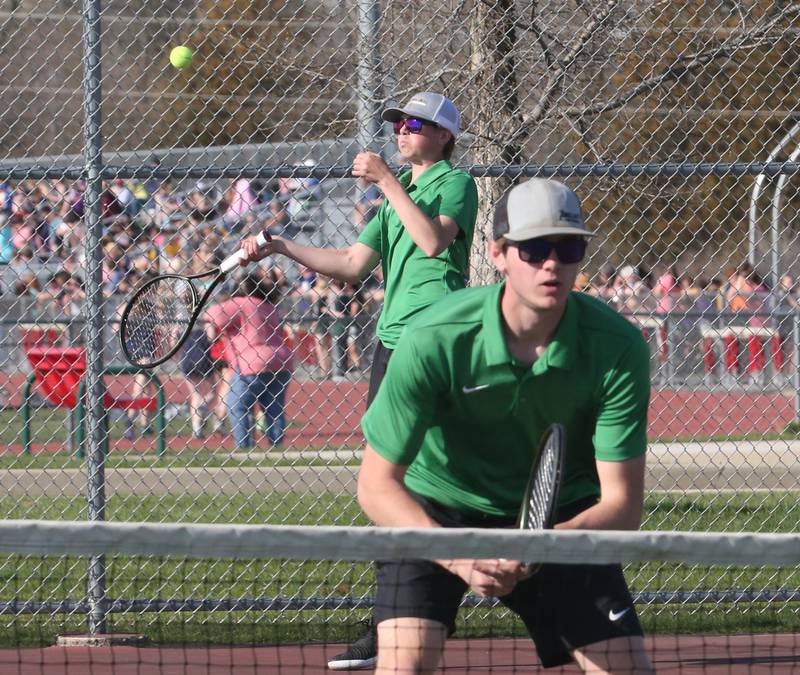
[{"xmin": 82, "ymin": 0, "xmax": 108, "ymax": 637}]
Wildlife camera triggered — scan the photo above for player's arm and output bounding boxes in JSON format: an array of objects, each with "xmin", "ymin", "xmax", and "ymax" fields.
[
  {"xmin": 238, "ymin": 237, "xmax": 380, "ymax": 284},
  {"xmin": 353, "ymin": 151, "xmax": 459, "ymax": 257},
  {"xmin": 357, "ymin": 446, "xmax": 439, "ymax": 528},
  {"xmin": 357, "ymin": 445, "xmax": 520, "ymax": 596},
  {"xmin": 554, "ymin": 455, "xmax": 646, "ymax": 531},
  {"xmin": 558, "ymin": 333, "xmax": 650, "ymax": 532}
]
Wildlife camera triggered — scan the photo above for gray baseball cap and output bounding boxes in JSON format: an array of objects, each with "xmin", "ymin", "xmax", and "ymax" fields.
[
  {"xmin": 493, "ymin": 178, "xmax": 595, "ymax": 241},
  {"xmin": 382, "ymin": 92, "xmax": 460, "ymax": 138}
]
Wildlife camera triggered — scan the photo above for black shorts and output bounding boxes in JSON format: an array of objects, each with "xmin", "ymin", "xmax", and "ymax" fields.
[
  {"xmin": 366, "ymin": 341, "xmax": 393, "ymax": 405},
  {"xmin": 179, "ymin": 331, "xmax": 216, "ymax": 379},
  {"xmin": 374, "ymin": 495, "xmax": 643, "ymax": 668}
]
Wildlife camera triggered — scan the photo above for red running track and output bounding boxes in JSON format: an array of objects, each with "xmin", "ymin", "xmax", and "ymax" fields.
[
  {"xmin": 4, "ymin": 372, "xmax": 797, "ymax": 454},
  {"xmin": 2, "ymin": 635, "xmax": 798, "ymax": 674}
]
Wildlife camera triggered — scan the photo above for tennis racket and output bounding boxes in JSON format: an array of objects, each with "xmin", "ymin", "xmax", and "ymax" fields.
[
  {"xmin": 517, "ymin": 423, "xmax": 566, "ymax": 570},
  {"xmin": 119, "ymin": 230, "xmax": 271, "ymax": 368}
]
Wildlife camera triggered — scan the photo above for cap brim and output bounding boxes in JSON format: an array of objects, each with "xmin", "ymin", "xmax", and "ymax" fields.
[
  {"xmin": 381, "ymin": 107, "xmax": 436, "ymax": 124},
  {"xmin": 504, "ymin": 226, "xmax": 596, "ymax": 241}
]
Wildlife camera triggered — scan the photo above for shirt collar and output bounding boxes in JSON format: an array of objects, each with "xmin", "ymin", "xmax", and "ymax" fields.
[
  {"xmin": 545, "ymin": 293, "xmax": 577, "ymax": 371},
  {"xmin": 482, "ymin": 283, "xmax": 578, "ymax": 371},
  {"xmin": 399, "ymin": 160, "xmax": 453, "ymax": 192},
  {"xmin": 483, "ymin": 283, "xmax": 513, "ymax": 366}
]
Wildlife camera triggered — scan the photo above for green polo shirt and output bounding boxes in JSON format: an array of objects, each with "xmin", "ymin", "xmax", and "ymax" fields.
[
  {"xmin": 361, "ymin": 284, "xmax": 651, "ymax": 517},
  {"xmin": 357, "ymin": 160, "xmax": 478, "ymax": 349}
]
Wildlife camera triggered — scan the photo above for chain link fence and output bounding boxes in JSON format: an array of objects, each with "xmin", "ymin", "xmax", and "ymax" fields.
[{"xmin": 0, "ymin": 0, "xmax": 799, "ymax": 639}]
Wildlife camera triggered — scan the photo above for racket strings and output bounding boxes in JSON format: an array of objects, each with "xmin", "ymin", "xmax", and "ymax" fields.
[
  {"xmin": 524, "ymin": 440, "xmax": 560, "ymax": 530},
  {"xmin": 123, "ymin": 277, "xmax": 195, "ymax": 365}
]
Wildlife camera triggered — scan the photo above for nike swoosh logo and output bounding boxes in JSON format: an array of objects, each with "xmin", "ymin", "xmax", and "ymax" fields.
[
  {"xmin": 462, "ymin": 384, "xmax": 490, "ymax": 394},
  {"xmin": 608, "ymin": 608, "xmax": 630, "ymax": 622}
]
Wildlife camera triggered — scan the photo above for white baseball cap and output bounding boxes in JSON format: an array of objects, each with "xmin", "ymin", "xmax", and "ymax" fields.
[
  {"xmin": 382, "ymin": 92, "xmax": 460, "ymax": 138},
  {"xmin": 493, "ymin": 178, "xmax": 595, "ymax": 241}
]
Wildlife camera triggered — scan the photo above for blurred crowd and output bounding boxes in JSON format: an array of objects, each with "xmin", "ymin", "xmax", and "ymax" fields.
[
  {"xmin": 0, "ymin": 172, "xmax": 388, "ymax": 379},
  {"xmin": 2, "ymin": 173, "xmax": 797, "ymax": 376},
  {"xmin": 574, "ymin": 262, "xmax": 799, "ymax": 320}
]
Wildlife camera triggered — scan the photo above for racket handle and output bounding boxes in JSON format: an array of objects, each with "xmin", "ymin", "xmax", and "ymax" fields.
[{"xmin": 219, "ymin": 230, "xmax": 273, "ymax": 274}]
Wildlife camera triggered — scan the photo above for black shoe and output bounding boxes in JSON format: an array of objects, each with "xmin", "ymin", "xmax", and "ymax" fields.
[{"xmin": 327, "ymin": 622, "xmax": 377, "ymax": 670}]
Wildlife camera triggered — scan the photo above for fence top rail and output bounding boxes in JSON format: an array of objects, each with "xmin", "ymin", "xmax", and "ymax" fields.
[{"xmin": 1, "ymin": 161, "xmax": 800, "ymax": 181}]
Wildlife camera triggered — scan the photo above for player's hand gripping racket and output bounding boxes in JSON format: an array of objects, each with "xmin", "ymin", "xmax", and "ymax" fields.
[
  {"xmin": 119, "ymin": 230, "xmax": 271, "ymax": 368},
  {"xmin": 517, "ymin": 423, "xmax": 566, "ymax": 573}
]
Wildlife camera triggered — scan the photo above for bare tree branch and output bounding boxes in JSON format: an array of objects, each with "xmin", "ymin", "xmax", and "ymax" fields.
[
  {"xmin": 517, "ymin": 0, "xmax": 619, "ymax": 135},
  {"xmin": 528, "ymin": 1, "xmax": 557, "ymax": 69},
  {"xmin": 569, "ymin": 2, "xmax": 800, "ymax": 118}
]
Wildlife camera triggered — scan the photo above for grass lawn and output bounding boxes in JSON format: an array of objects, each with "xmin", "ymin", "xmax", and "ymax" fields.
[{"xmin": 0, "ymin": 493, "xmax": 798, "ymax": 647}]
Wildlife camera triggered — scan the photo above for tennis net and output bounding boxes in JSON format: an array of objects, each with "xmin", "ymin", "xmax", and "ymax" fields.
[{"xmin": 0, "ymin": 520, "xmax": 798, "ymax": 673}]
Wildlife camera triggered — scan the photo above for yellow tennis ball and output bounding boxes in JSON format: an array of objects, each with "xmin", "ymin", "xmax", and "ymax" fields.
[{"xmin": 169, "ymin": 46, "xmax": 193, "ymax": 69}]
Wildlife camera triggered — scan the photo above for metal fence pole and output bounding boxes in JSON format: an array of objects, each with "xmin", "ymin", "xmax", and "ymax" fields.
[
  {"xmin": 747, "ymin": 120, "xmax": 800, "ymax": 267},
  {"xmin": 793, "ymin": 312, "xmax": 800, "ymax": 421},
  {"xmin": 355, "ymin": 0, "xmax": 383, "ymax": 154},
  {"xmin": 82, "ymin": 0, "xmax": 108, "ymax": 637}
]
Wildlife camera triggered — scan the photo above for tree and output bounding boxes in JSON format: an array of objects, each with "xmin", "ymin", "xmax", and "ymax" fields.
[
  {"xmin": 158, "ymin": 0, "xmax": 341, "ymax": 148},
  {"xmin": 381, "ymin": 0, "xmax": 800, "ymax": 279}
]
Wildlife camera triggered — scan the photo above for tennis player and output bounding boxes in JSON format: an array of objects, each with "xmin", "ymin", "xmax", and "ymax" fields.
[
  {"xmin": 357, "ymin": 178, "xmax": 654, "ymax": 674},
  {"xmin": 239, "ymin": 92, "xmax": 478, "ymax": 669}
]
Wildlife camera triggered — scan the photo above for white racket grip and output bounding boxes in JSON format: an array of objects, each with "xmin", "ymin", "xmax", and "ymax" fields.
[{"xmin": 219, "ymin": 230, "xmax": 272, "ymax": 274}]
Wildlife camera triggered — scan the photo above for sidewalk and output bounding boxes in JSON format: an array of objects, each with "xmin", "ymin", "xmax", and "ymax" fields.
[{"xmin": 2, "ymin": 440, "xmax": 799, "ymax": 497}]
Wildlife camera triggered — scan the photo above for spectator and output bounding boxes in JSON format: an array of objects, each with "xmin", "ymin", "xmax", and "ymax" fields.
[
  {"xmin": 129, "ymin": 179, "xmax": 151, "ymax": 211},
  {"xmin": 778, "ymin": 274, "xmax": 798, "ymax": 310},
  {"xmin": 152, "ymin": 181, "xmax": 181, "ymax": 227},
  {"xmin": 101, "ymin": 241, "xmax": 129, "ymax": 296},
  {"xmin": 324, "ymin": 279, "xmax": 362, "ymax": 381},
  {"xmin": 692, "ymin": 277, "xmax": 722, "ymax": 314},
  {"xmin": 652, "ymin": 266, "xmax": 679, "ymax": 314},
  {"xmin": 596, "ymin": 263, "xmax": 617, "ymax": 299},
  {"xmin": 189, "ymin": 180, "xmax": 220, "ymax": 220},
  {"xmin": 178, "ymin": 244, "xmax": 225, "ymax": 438},
  {"xmin": 312, "ymin": 276, "xmax": 333, "ymax": 379},
  {"xmin": 36, "ymin": 270, "xmax": 73, "ymax": 317},
  {"xmin": 0, "ymin": 213, "xmax": 13, "ymax": 263},
  {"xmin": 724, "ymin": 263, "xmax": 750, "ymax": 307},
  {"xmin": 99, "ymin": 181, "xmax": 123, "ymax": 221},
  {"xmin": 224, "ymin": 178, "xmax": 258, "ymax": 227},
  {"xmin": 263, "ymin": 198, "xmax": 288, "ymax": 235},
  {"xmin": 10, "ymin": 187, "xmax": 34, "ymax": 219},
  {"xmin": 37, "ymin": 203, "xmax": 62, "ymax": 257},
  {"xmin": 204, "ymin": 272, "xmax": 294, "ymax": 449},
  {"xmin": 359, "ymin": 268, "xmax": 385, "ymax": 359},
  {"xmin": 12, "ymin": 274, "xmax": 42, "ymax": 306},
  {"xmin": 729, "ymin": 265, "xmax": 766, "ymax": 313},
  {"xmin": 109, "ymin": 178, "xmax": 137, "ymax": 218},
  {"xmin": 285, "ymin": 159, "xmax": 323, "ymax": 224},
  {"xmin": 11, "ymin": 212, "xmax": 43, "ymax": 256},
  {"xmin": 0, "ymin": 181, "xmax": 13, "ymax": 215},
  {"xmin": 353, "ymin": 177, "xmax": 383, "ymax": 230},
  {"xmin": 612, "ymin": 264, "xmax": 655, "ymax": 313},
  {"xmin": 346, "ymin": 283, "xmax": 364, "ymax": 373},
  {"xmin": 573, "ymin": 270, "xmax": 592, "ymax": 292},
  {"xmin": 155, "ymin": 217, "xmax": 185, "ymax": 274},
  {"xmin": 9, "ymin": 245, "xmax": 38, "ymax": 279},
  {"xmin": 284, "ymin": 264, "xmax": 319, "ymax": 361}
]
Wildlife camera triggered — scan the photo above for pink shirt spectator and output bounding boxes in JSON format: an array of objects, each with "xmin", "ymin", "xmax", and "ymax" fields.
[
  {"xmin": 11, "ymin": 223, "xmax": 36, "ymax": 251},
  {"xmin": 204, "ymin": 296, "xmax": 293, "ymax": 375},
  {"xmin": 226, "ymin": 179, "xmax": 257, "ymax": 219},
  {"xmin": 654, "ymin": 274, "xmax": 677, "ymax": 314}
]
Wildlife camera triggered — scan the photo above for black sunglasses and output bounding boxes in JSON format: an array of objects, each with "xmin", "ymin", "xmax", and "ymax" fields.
[
  {"xmin": 392, "ymin": 117, "xmax": 438, "ymax": 135},
  {"xmin": 507, "ymin": 238, "xmax": 587, "ymax": 264}
]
